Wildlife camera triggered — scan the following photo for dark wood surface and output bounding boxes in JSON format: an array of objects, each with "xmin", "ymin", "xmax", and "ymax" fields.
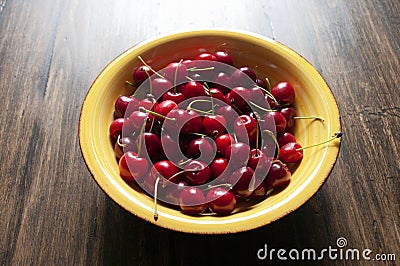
[{"xmin": 1, "ymin": 0, "xmax": 399, "ymax": 265}]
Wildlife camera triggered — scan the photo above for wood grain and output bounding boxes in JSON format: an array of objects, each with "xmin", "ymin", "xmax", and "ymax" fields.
[{"xmin": 0, "ymin": 0, "xmax": 399, "ymax": 265}]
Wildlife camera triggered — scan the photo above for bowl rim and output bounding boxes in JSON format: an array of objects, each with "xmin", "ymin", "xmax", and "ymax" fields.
[{"xmin": 79, "ymin": 28, "xmax": 341, "ymax": 234}]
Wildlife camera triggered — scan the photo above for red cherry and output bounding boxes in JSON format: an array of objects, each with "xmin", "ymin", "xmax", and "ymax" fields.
[
  {"xmin": 231, "ymin": 66, "xmax": 257, "ymax": 86},
  {"xmin": 161, "ymin": 62, "xmax": 188, "ymax": 84},
  {"xmin": 139, "ymin": 97, "xmax": 158, "ymax": 111},
  {"xmin": 160, "ymin": 134, "xmax": 185, "ymax": 163},
  {"xmin": 247, "ymin": 149, "xmax": 271, "ymax": 176},
  {"xmin": 179, "ymin": 187, "xmax": 207, "ymax": 214},
  {"xmin": 153, "ymin": 100, "xmax": 178, "ymax": 121},
  {"xmin": 164, "ymin": 181, "xmax": 187, "ymax": 205},
  {"xmin": 279, "ymin": 142, "xmax": 303, "ymax": 163},
  {"xmin": 210, "ymin": 157, "xmax": 229, "ymax": 180},
  {"xmin": 114, "ymin": 95, "xmax": 139, "ymax": 118},
  {"xmin": 150, "ymin": 160, "xmax": 179, "ymax": 184},
  {"xmin": 234, "ymin": 115, "xmax": 257, "ymax": 143},
  {"xmin": 213, "ymin": 72, "xmax": 231, "ymax": 94},
  {"xmin": 215, "ymin": 134, "xmax": 235, "ymax": 157},
  {"xmin": 135, "ymin": 132, "xmax": 161, "ymax": 162},
  {"xmin": 119, "ymin": 151, "xmax": 149, "ymax": 182},
  {"xmin": 128, "ymin": 111, "xmax": 153, "ymax": 132},
  {"xmin": 196, "ymin": 52, "xmax": 217, "ymax": 62},
  {"xmin": 213, "ymin": 50, "xmax": 233, "ymax": 65},
  {"xmin": 272, "ymin": 82, "xmax": 295, "ymax": 105},
  {"xmin": 186, "ymin": 137, "xmax": 216, "ymax": 164},
  {"xmin": 184, "ymin": 160, "xmax": 211, "ymax": 185},
  {"xmin": 228, "ymin": 87, "xmax": 250, "ymax": 110},
  {"xmin": 280, "ymin": 107, "xmax": 297, "ymax": 129},
  {"xmin": 249, "ymin": 181, "xmax": 269, "ymax": 198},
  {"xmin": 229, "ymin": 166, "xmax": 255, "ymax": 197},
  {"xmin": 109, "ymin": 118, "xmax": 127, "ymax": 140},
  {"xmin": 264, "ymin": 111, "xmax": 287, "ymax": 133},
  {"xmin": 151, "ymin": 78, "xmax": 173, "ymax": 98},
  {"xmin": 278, "ymin": 132, "xmax": 296, "ymax": 147},
  {"xmin": 133, "ymin": 65, "xmax": 153, "ymax": 86},
  {"xmin": 265, "ymin": 160, "xmax": 291, "ymax": 188},
  {"xmin": 163, "ymin": 109, "xmax": 203, "ymax": 135},
  {"xmin": 203, "ymin": 115, "xmax": 226, "ymax": 138},
  {"xmin": 114, "ymin": 136, "xmax": 136, "ymax": 159},
  {"xmin": 225, "ymin": 142, "xmax": 251, "ymax": 168},
  {"xmin": 161, "ymin": 91, "xmax": 186, "ymax": 104},
  {"xmin": 256, "ymin": 78, "xmax": 268, "ymax": 90},
  {"xmin": 182, "ymin": 59, "xmax": 195, "ymax": 69},
  {"xmin": 209, "ymin": 88, "xmax": 225, "ymax": 102},
  {"xmin": 249, "ymin": 86, "xmax": 267, "ymax": 108},
  {"xmin": 206, "ymin": 187, "xmax": 236, "ymax": 215},
  {"xmin": 183, "ymin": 81, "xmax": 207, "ymax": 99},
  {"xmin": 216, "ymin": 105, "xmax": 237, "ymax": 130}
]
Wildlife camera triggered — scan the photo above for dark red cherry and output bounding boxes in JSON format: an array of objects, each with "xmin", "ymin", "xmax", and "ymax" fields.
[
  {"xmin": 128, "ymin": 110, "xmax": 153, "ymax": 132},
  {"xmin": 225, "ymin": 142, "xmax": 251, "ymax": 169},
  {"xmin": 265, "ymin": 160, "xmax": 291, "ymax": 188},
  {"xmin": 184, "ymin": 160, "xmax": 211, "ymax": 185},
  {"xmin": 179, "ymin": 187, "xmax": 207, "ymax": 214},
  {"xmin": 213, "ymin": 72, "xmax": 231, "ymax": 94},
  {"xmin": 185, "ymin": 137, "xmax": 216, "ymax": 164},
  {"xmin": 231, "ymin": 66, "xmax": 257, "ymax": 86},
  {"xmin": 216, "ymin": 105, "xmax": 238, "ymax": 130},
  {"xmin": 278, "ymin": 132, "xmax": 296, "ymax": 147},
  {"xmin": 279, "ymin": 142, "xmax": 303, "ymax": 163},
  {"xmin": 163, "ymin": 109, "xmax": 203, "ymax": 135},
  {"xmin": 215, "ymin": 134, "xmax": 235, "ymax": 157},
  {"xmin": 150, "ymin": 160, "xmax": 179, "ymax": 184},
  {"xmin": 206, "ymin": 188, "xmax": 236, "ymax": 215},
  {"xmin": 249, "ymin": 86, "xmax": 267, "ymax": 108},
  {"xmin": 272, "ymin": 82, "xmax": 295, "ymax": 105},
  {"xmin": 209, "ymin": 88, "xmax": 225, "ymax": 102},
  {"xmin": 153, "ymin": 100, "xmax": 178, "ymax": 121},
  {"xmin": 164, "ymin": 181, "xmax": 187, "ymax": 205},
  {"xmin": 161, "ymin": 91, "xmax": 186, "ymax": 104},
  {"xmin": 139, "ymin": 97, "xmax": 158, "ymax": 111},
  {"xmin": 161, "ymin": 62, "xmax": 188, "ymax": 84},
  {"xmin": 203, "ymin": 115, "xmax": 226, "ymax": 138},
  {"xmin": 119, "ymin": 151, "xmax": 149, "ymax": 182},
  {"xmin": 136, "ymin": 132, "xmax": 161, "ymax": 162},
  {"xmin": 280, "ymin": 107, "xmax": 297, "ymax": 129},
  {"xmin": 264, "ymin": 111, "xmax": 287, "ymax": 133},
  {"xmin": 249, "ymin": 181, "xmax": 268, "ymax": 198},
  {"xmin": 115, "ymin": 95, "xmax": 139, "ymax": 118},
  {"xmin": 256, "ymin": 78, "xmax": 268, "ymax": 90},
  {"xmin": 234, "ymin": 115, "xmax": 257, "ymax": 144},
  {"xmin": 182, "ymin": 59, "xmax": 195, "ymax": 69},
  {"xmin": 213, "ymin": 50, "xmax": 233, "ymax": 65},
  {"xmin": 183, "ymin": 81, "xmax": 207, "ymax": 99},
  {"xmin": 160, "ymin": 134, "xmax": 186, "ymax": 163},
  {"xmin": 210, "ymin": 157, "xmax": 229, "ymax": 180},
  {"xmin": 151, "ymin": 78, "xmax": 173, "ymax": 98},
  {"xmin": 247, "ymin": 149, "xmax": 271, "ymax": 177},
  {"xmin": 115, "ymin": 136, "xmax": 136, "ymax": 159},
  {"xmin": 133, "ymin": 65, "xmax": 153, "ymax": 86},
  {"xmin": 109, "ymin": 118, "xmax": 127, "ymax": 140},
  {"xmin": 196, "ymin": 52, "xmax": 217, "ymax": 62},
  {"xmin": 229, "ymin": 166, "xmax": 255, "ymax": 198},
  {"xmin": 228, "ymin": 87, "xmax": 250, "ymax": 110}
]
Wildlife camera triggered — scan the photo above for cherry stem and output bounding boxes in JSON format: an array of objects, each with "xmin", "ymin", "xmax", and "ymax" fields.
[
  {"xmin": 125, "ymin": 80, "xmax": 135, "ymax": 87},
  {"xmin": 187, "ymin": 66, "xmax": 215, "ymax": 72},
  {"xmin": 263, "ymin": 129, "xmax": 280, "ymax": 159},
  {"xmin": 161, "ymin": 168, "xmax": 201, "ymax": 188},
  {"xmin": 139, "ymin": 107, "xmax": 175, "ymax": 121},
  {"xmin": 264, "ymin": 78, "xmax": 272, "ymax": 92},
  {"xmin": 137, "ymin": 56, "xmax": 164, "ymax": 79},
  {"xmin": 204, "ymin": 82, "xmax": 215, "ymax": 114},
  {"xmin": 187, "ymin": 132, "xmax": 208, "ymax": 138},
  {"xmin": 206, "ymin": 183, "xmax": 233, "ymax": 191},
  {"xmin": 137, "ymin": 117, "xmax": 147, "ymax": 157},
  {"xmin": 296, "ymin": 132, "xmax": 343, "ymax": 151},
  {"xmin": 187, "ymin": 99, "xmax": 215, "ymax": 115},
  {"xmin": 173, "ymin": 59, "xmax": 183, "ymax": 93},
  {"xmin": 249, "ymin": 101, "xmax": 276, "ymax": 112},
  {"xmin": 294, "ymin": 116, "xmax": 325, "ymax": 122},
  {"xmin": 153, "ymin": 176, "xmax": 160, "ymax": 221}
]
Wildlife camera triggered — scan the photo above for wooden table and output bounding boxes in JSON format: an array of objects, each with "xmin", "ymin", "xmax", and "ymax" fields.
[{"xmin": 1, "ymin": 0, "xmax": 399, "ymax": 265}]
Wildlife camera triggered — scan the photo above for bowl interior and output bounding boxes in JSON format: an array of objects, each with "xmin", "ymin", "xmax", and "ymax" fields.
[{"xmin": 79, "ymin": 29, "xmax": 341, "ymax": 234}]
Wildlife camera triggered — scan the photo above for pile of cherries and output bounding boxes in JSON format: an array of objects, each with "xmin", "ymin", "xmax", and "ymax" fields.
[{"xmin": 109, "ymin": 49, "xmax": 339, "ymax": 219}]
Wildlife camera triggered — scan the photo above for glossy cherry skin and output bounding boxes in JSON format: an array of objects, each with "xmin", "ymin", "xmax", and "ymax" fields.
[
  {"xmin": 213, "ymin": 72, "xmax": 231, "ymax": 94},
  {"xmin": 279, "ymin": 107, "xmax": 297, "ymax": 129},
  {"xmin": 229, "ymin": 166, "xmax": 255, "ymax": 198},
  {"xmin": 206, "ymin": 188, "xmax": 236, "ymax": 215},
  {"xmin": 163, "ymin": 109, "xmax": 203, "ymax": 135},
  {"xmin": 139, "ymin": 97, "xmax": 158, "ymax": 111},
  {"xmin": 215, "ymin": 134, "xmax": 235, "ymax": 157},
  {"xmin": 133, "ymin": 65, "xmax": 153, "ymax": 86},
  {"xmin": 256, "ymin": 78, "xmax": 268, "ymax": 90},
  {"xmin": 114, "ymin": 136, "xmax": 136, "ymax": 159},
  {"xmin": 161, "ymin": 91, "xmax": 186, "ymax": 104},
  {"xmin": 216, "ymin": 105, "xmax": 238, "ymax": 130},
  {"xmin": 279, "ymin": 142, "xmax": 303, "ymax": 163},
  {"xmin": 185, "ymin": 137, "xmax": 216, "ymax": 164},
  {"xmin": 183, "ymin": 81, "xmax": 207, "ymax": 99},
  {"xmin": 163, "ymin": 181, "xmax": 187, "ymax": 205},
  {"xmin": 128, "ymin": 111, "xmax": 153, "ymax": 133},
  {"xmin": 114, "ymin": 95, "xmax": 138, "ymax": 118},
  {"xmin": 150, "ymin": 160, "xmax": 179, "ymax": 184},
  {"xmin": 263, "ymin": 111, "xmax": 287, "ymax": 133},
  {"xmin": 119, "ymin": 151, "xmax": 149, "ymax": 182},
  {"xmin": 249, "ymin": 86, "xmax": 267, "ymax": 108},
  {"xmin": 109, "ymin": 118, "xmax": 127, "ymax": 140},
  {"xmin": 184, "ymin": 160, "xmax": 211, "ymax": 186},
  {"xmin": 247, "ymin": 149, "xmax": 271, "ymax": 177},
  {"xmin": 210, "ymin": 157, "xmax": 229, "ymax": 181},
  {"xmin": 179, "ymin": 187, "xmax": 207, "ymax": 214},
  {"xmin": 227, "ymin": 87, "xmax": 250, "ymax": 110},
  {"xmin": 160, "ymin": 134, "xmax": 186, "ymax": 163},
  {"xmin": 265, "ymin": 160, "xmax": 291, "ymax": 188},
  {"xmin": 153, "ymin": 100, "xmax": 178, "ymax": 121},
  {"xmin": 135, "ymin": 132, "xmax": 161, "ymax": 162},
  {"xmin": 161, "ymin": 62, "xmax": 188, "ymax": 84},
  {"xmin": 203, "ymin": 115, "xmax": 226, "ymax": 138},
  {"xmin": 249, "ymin": 180, "xmax": 268, "ymax": 198},
  {"xmin": 196, "ymin": 52, "xmax": 217, "ymax": 62},
  {"xmin": 209, "ymin": 88, "xmax": 225, "ymax": 102},
  {"xmin": 231, "ymin": 66, "xmax": 257, "ymax": 86},
  {"xmin": 213, "ymin": 50, "xmax": 233, "ymax": 65},
  {"xmin": 234, "ymin": 115, "xmax": 257, "ymax": 143},
  {"xmin": 225, "ymin": 142, "xmax": 251, "ymax": 169},
  {"xmin": 151, "ymin": 78, "xmax": 173, "ymax": 98},
  {"xmin": 272, "ymin": 82, "xmax": 295, "ymax": 105},
  {"xmin": 278, "ymin": 132, "xmax": 297, "ymax": 147}
]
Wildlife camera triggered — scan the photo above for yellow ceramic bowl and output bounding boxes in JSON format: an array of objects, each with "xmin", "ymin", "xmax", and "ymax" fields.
[{"xmin": 79, "ymin": 29, "xmax": 341, "ymax": 234}]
